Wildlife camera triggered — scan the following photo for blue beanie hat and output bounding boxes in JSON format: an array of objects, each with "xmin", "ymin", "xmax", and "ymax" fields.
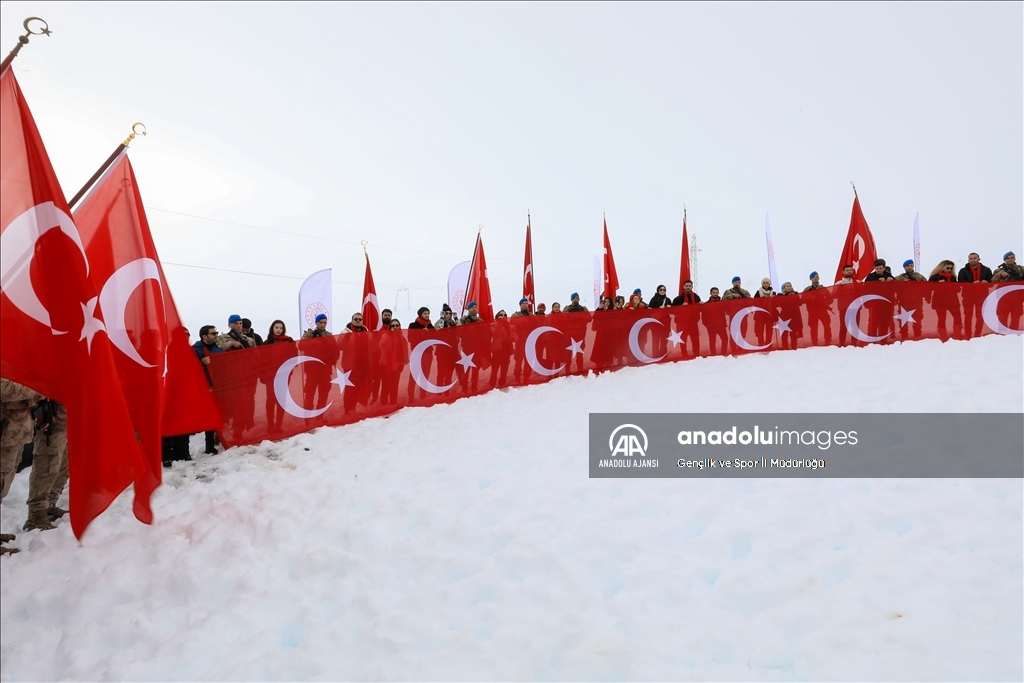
[
  {"xmin": 314, "ymin": 313, "xmax": 327, "ymax": 323},
  {"xmin": 809, "ymin": 271, "xmax": 818, "ymax": 279},
  {"xmin": 571, "ymin": 292, "xmax": 579, "ymax": 299},
  {"xmin": 228, "ymin": 314, "xmax": 242, "ymax": 324},
  {"xmin": 633, "ymin": 288, "xmax": 641, "ymax": 294},
  {"xmin": 467, "ymin": 301, "xmax": 477, "ymax": 309},
  {"xmin": 731, "ymin": 276, "xmax": 741, "ymax": 283},
  {"xmin": 519, "ymin": 297, "xmax": 529, "ymax": 304},
  {"xmin": 1005, "ymin": 251, "xmax": 1015, "ymax": 260},
  {"xmin": 782, "ymin": 281, "xmax": 791, "ymax": 290},
  {"xmin": 903, "ymin": 259, "xmax": 914, "ymax": 267}
]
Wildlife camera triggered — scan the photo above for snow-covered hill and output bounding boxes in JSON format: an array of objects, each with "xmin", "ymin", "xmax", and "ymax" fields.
[{"xmin": 2, "ymin": 335, "xmax": 1022, "ymax": 681}]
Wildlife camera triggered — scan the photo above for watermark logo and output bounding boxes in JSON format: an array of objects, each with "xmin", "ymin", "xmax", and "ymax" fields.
[{"xmin": 609, "ymin": 424, "xmax": 648, "ymax": 457}]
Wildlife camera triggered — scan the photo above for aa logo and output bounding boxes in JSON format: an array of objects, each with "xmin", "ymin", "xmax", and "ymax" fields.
[{"xmin": 609, "ymin": 424, "xmax": 648, "ymax": 457}]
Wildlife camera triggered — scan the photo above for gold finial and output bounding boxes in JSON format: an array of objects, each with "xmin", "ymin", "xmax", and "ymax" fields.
[
  {"xmin": 123, "ymin": 122, "xmax": 147, "ymax": 147},
  {"xmin": 2, "ymin": 17, "xmax": 51, "ymax": 71}
]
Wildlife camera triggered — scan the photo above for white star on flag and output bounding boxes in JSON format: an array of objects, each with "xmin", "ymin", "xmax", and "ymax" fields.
[
  {"xmin": 667, "ymin": 329, "xmax": 684, "ymax": 347},
  {"xmin": 79, "ymin": 297, "xmax": 105, "ymax": 353},
  {"xmin": 331, "ymin": 369, "xmax": 354, "ymax": 391},
  {"xmin": 774, "ymin": 318, "xmax": 792, "ymax": 334},
  {"xmin": 894, "ymin": 307, "xmax": 916, "ymax": 327},
  {"xmin": 566, "ymin": 338, "xmax": 584, "ymax": 357},
  {"xmin": 456, "ymin": 351, "xmax": 476, "ymax": 370}
]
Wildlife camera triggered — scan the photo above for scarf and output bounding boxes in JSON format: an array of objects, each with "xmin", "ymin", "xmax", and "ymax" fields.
[
  {"xmin": 969, "ymin": 264, "xmax": 982, "ymax": 282},
  {"xmin": 757, "ymin": 287, "xmax": 773, "ymax": 298},
  {"xmin": 934, "ymin": 270, "xmax": 953, "ymax": 283},
  {"xmin": 269, "ymin": 334, "xmax": 293, "ymax": 343}
]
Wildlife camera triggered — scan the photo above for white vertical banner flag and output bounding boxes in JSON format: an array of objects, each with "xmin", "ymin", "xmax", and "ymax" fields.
[
  {"xmin": 913, "ymin": 213, "xmax": 921, "ymax": 272},
  {"xmin": 447, "ymin": 261, "xmax": 470, "ymax": 315},
  {"xmin": 593, "ymin": 255, "xmax": 601, "ymax": 308},
  {"xmin": 765, "ymin": 212, "xmax": 779, "ymax": 290},
  {"xmin": 298, "ymin": 268, "xmax": 333, "ymax": 333}
]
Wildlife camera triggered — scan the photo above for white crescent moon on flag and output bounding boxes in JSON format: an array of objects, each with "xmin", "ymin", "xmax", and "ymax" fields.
[
  {"xmin": 273, "ymin": 355, "xmax": 331, "ymax": 418},
  {"xmin": 363, "ymin": 292, "xmax": 382, "ymax": 331},
  {"xmin": 844, "ymin": 294, "xmax": 891, "ymax": 343},
  {"xmin": 523, "ymin": 264, "xmax": 533, "ymax": 286},
  {"xmin": 410, "ymin": 339, "xmax": 456, "ymax": 393},
  {"xmin": 981, "ymin": 285, "xmax": 1024, "ymax": 335},
  {"xmin": 628, "ymin": 317, "xmax": 667, "ymax": 363},
  {"xmin": 729, "ymin": 306, "xmax": 772, "ymax": 351},
  {"xmin": 0, "ymin": 202, "xmax": 89, "ymax": 334},
  {"xmin": 99, "ymin": 258, "xmax": 164, "ymax": 367},
  {"xmin": 525, "ymin": 326, "xmax": 565, "ymax": 376}
]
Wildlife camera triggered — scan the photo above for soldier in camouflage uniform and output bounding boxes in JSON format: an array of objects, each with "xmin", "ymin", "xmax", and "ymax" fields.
[
  {"xmin": 2, "ymin": 378, "xmax": 41, "ymax": 554},
  {"xmin": 563, "ymin": 293, "xmax": 588, "ymax": 313},
  {"xmin": 24, "ymin": 399, "xmax": 68, "ymax": 532},
  {"xmin": 992, "ymin": 252, "xmax": 1023, "ymax": 282}
]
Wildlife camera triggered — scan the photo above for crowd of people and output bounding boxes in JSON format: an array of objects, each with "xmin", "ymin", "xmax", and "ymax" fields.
[{"xmin": 1, "ymin": 251, "xmax": 1018, "ymax": 555}]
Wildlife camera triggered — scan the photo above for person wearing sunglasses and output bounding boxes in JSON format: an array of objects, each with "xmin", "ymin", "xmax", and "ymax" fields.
[{"xmin": 342, "ymin": 312, "xmax": 368, "ymax": 334}]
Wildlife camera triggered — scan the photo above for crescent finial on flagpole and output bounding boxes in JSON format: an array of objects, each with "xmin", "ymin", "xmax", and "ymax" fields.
[
  {"xmin": 2, "ymin": 17, "xmax": 51, "ymax": 72},
  {"xmin": 123, "ymin": 122, "xmax": 147, "ymax": 147},
  {"xmin": 850, "ymin": 181, "xmax": 858, "ymax": 197},
  {"xmin": 361, "ymin": 239, "xmax": 368, "ymax": 255}
]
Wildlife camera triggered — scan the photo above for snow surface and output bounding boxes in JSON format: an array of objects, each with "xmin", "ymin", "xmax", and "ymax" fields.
[{"xmin": 2, "ymin": 335, "xmax": 1022, "ymax": 681}]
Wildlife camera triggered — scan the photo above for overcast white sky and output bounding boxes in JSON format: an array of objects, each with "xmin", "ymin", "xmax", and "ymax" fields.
[{"xmin": 2, "ymin": 2, "xmax": 1021, "ymax": 333}]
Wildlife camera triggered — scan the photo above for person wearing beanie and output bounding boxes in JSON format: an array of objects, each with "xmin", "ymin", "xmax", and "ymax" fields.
[
  {"xmin": 992, "ymin": 251, "xmax": 1023, "ymax": 282},
  {"xmin": 460, "ymin": 301, "xmax": 483, "ymax": 325},
  {"xmin": 563, "ymin": 292, "xmax": 588, "ymax": 313},
  {"xmin": 536, "ymin": 303, "xmax": 547, "ymax": 315},
  {"xmin": 511, "ymin": 297, "xmax": 532, "ymax": 317},
  {"xmin": 217, "ymin": 314, "xmax": 256, "ymax": 351},
  {"xmin": 722, "ymin": 277, "xmax": 751, "ymax": 300},
  {"xmin": 753, "ymin": 278, "xmax": 775, "ymax": 298},
  {"xmin": 780, "ymin": 282, "xmax": 796, "ymax": 295},
  {"xmin": 864, "ymin": 258, "xmax": 894, "ymax": 282},
  {"xmin": 802, "ymin": 272, "xmax": 833, "ymax": 346},
  {"xmin": 435, "ymin": 305, "xmax": 459, "ymax": 329},
  {"xmin": 303, "ymin": 313, "xmax": 332, "ymax": 338},
  {"xmin": 408, "ymin": 307, "xmax": 434, "ymax": 330},
  {"xmin": 803, "ymin": 271, "xmax": 825, "ymax": 292},
  {"xmin": 895, "ymin": 260, "xmax": 926, "ymax": 282}
]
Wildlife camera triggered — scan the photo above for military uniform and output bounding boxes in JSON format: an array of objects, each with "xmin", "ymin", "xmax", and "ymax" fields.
[
  {"xmin": 25, "ymin": 400, "xmax": 67, "ymax": 531},
  {"xmin": 993, "ymin": 262, "xmax": 1024, "ymax": 282},
  {"xmin": 1, "ymin": 379, "xmax": 41, "ymax": 500},
  {"xmin": 563, "ymin": 302, "xmax": 588, "ymax": 313}
]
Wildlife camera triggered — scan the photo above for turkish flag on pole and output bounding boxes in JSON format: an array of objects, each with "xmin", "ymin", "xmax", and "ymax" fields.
[
  {"xmin": 72, "ymin": 149, "xmax": 223, "ymax": 523},
  {"xmin": 602, "ymin": 218, "xmax": 619, "ymax": 299},
  {"xmin": 678, "ymin": 213, "xmax": 691, "ymax": 295},
  {"xmin": 523, "ymin": 216, "xmax": 535, "ymax": 312},
  {"xmin": 834, "ymin": 194, "xmax": 878, "ymax": 283},
  {"xmin": 0, "ymin": 68, "xmax": 147, "ymax": 539},
  {"xmin": 362, "ymin": 250, "xmax": 382, "ymax": 331},
  {"xmin": 466, "ymin": 234, "xmax": 494, "ymax": 321}
]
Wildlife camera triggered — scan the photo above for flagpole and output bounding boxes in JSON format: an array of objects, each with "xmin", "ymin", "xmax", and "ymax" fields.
[
  {"xmin": 461, "ymin": 225, "xmax": 482, "ymax": 317},
  {"xmin": 1, "ymin": 17, "xmax": 51, "ymax": 73},
  {"xmin": 851, "ymin": 181, "xmax": 858, "ymax": 198},
  {"xmin": 527, "ymin": 211, "xmax": 534, "ymax": 312},
  {"xmin": 68, "ymin": 122, "xmax": 147, "ymax": 210}
]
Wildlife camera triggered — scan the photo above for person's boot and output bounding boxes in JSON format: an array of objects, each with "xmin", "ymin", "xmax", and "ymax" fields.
[
  {"xmin": 0, "ymin": 545, "xmax": 18, "ymax": 556},
  {"xmin": 47, "ymin": 505, "xmax": 67, "ymax": 521},
  {"xmin": 23, "ymin": 510, "xmax": 55, "ymax": 532},
  {"xmin": 0, "ymin": 533, "xmax": 15, "ymax": 543}
]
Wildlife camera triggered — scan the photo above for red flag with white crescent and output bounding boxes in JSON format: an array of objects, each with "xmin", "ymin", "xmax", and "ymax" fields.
[
  {"xmin": 678, "ymin": 213, "xmax": 691, "ymax": 295},
  {"xmin": 834, "ymin": 195, "xmax": 878, "ymax": 283},
  {"xmin": 523, "ymin": 217, "xmax": 535, "ymax": 312},
  {"xmin": 602, "ymin": 218, "xmax": 619, "ymax": 299},
  {"xmin": 72, "ymin": 150, "xmax": 224, "ymax": 523},
  {"xmin": 466, "ymin": 234, "xmax": 494, "ymax": 322},
  {"xmin": 0, "ymin": 67, "xmax": 147, "ymax": 539},
  {"xmin": 362, "ymin": 250, "xmax": 382, "ymax": 331}
]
